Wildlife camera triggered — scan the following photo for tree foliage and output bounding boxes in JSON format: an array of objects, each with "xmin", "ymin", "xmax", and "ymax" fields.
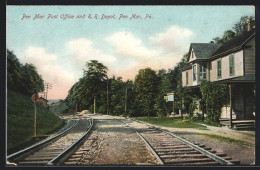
[
  {"xmin": 134, "ymin": 68, "xmax": 159, "ymax": 118},
  {"xmin": 154, "ymin": 69, "xmax": 172, "ymax": 117},
  {"xmin": 233, "ymin": 15, "xmax": 255, "ymax": 35},
  {"xmin": 7, "ymin": 49, "xmax": 44, "ymax": 96},
  {"xmin": 83, "ymin": 60, "xmax": 108, "ymax": 99},
  {"xmin": 200, "ymin": 81, "xmax": 227, "ymax": 123},
  {"xmin": 213, "ymin": 15, "xmax": 255, "ymax": 44},
  {"xmin": 66, "ymin": 60, "xmax": 108, "ymax": 113}
]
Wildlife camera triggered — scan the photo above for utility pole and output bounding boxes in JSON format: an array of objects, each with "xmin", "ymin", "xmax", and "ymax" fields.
[
  {"xmin": 44, "ymin": 82, "xmax": 52, "ymax": 100},
  {"xmin": 94, "ymin": 96, "xmax": 96, "ymax": 114},
  {"xmin": 34, "ymin": 100, "xmax": 37, "ymax": 137},
  {"xmin": 107, "ymin": 79, "xmax": 109, "ymax": 115},
  {"xmin": 125, "ymin": 86, "xmax": 127, "ymax": 116}
]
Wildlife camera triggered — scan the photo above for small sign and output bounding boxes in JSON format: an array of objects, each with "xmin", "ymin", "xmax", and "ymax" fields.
[
  {"xmin": 31, "ymin": 94, "xmax": 39, "ymax": 102},
  {"xmin": 167, "ymin": 94, "xmax": 174, "ymax": 101}
]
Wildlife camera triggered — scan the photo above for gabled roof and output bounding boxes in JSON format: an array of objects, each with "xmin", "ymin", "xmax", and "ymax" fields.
[
  {"xmin": 210, "ymin": 28, "xmax": 255, "ymax": 58},
  {"xmin": 188, "ymin": 43, "xmax": 222, "ymax": 62}
]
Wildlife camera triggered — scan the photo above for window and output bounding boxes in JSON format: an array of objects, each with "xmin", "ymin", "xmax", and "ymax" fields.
[
  {"xmin": 217, "ymin": 60, "xmax": 222, "ymax": 78},
  {"xmin": 229, "ymin": 55, "xmax": 235, "ymax": 76},
  {"xmin": 191, "ymin": 51, "xmax": 194, "ymax": 58},
  {"xmin": 200, "ymin": 64, "xmax": 206, "ymax": 80},
  {"xmin": 186, "ymin": 71, "xmax": 188, "ymax": 85},
  {"xmin": 193, "ymin": 65, "xmax": 197, "ymax": 81}
]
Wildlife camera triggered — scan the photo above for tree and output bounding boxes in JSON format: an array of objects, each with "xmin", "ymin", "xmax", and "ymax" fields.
[
  {"xmin": 213, "ymin": 37, "xmax": 223, "ymax": 44},
  {"xmin": 213, "ymin": 15, "xmax": 255, "ymax": 44},
  {"xmin": 7, "ymin": 50, "xmax": 23, "ymax": 91},
  {"xmin": 154, "ymin": 70, "xmax": 172, "ymax": 117},
  {"xmin": 7, "ymin": 49, "xmax": 44, "ymax": 96},
  {"xmin": 109, "ymin": 77, "xmax": 125, "ymax": 116},
  {"xmin": 233, "ymin": 16, "xmax": 255, "ymax": 35},
  {"xmin": 222, "ymin": 30, "xmax": 235, "ymax": 42},
  {"xmin": 83, "ymin": 60, "xmax": 108, "ymax": 113},
  {"xmin": 66, "ymin": 60, "xmax": 108, "ymax": 114},
  {"xmin": 200, "ymin": 81, "xmax": 227, "ymax": 123},
  {"xmin": 134, "ymin": 68, "xmax": 159, "ymax": 119},
  {"xmin": 20, "ymin": 63, "xmax": 44, "ymax": 95},
  {"xmin": 213, "ymin": 30, "xmax": 235, "ymax": 44}
]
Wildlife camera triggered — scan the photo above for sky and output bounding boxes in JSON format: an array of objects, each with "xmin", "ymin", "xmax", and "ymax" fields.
[{"xmin": 7, "ymin": 5, "xmax": 255, "ymax": 99}]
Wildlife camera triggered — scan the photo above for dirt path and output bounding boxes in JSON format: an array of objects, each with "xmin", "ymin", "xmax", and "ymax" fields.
[{"xmin": 75, "ymin": 115, "xmax": 158, "ymax": 165}]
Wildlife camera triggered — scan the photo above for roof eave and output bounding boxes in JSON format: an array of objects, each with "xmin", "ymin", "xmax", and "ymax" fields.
[{"xmin": 210, "ymin": 46, "xmax": 242, "ymax": 60}]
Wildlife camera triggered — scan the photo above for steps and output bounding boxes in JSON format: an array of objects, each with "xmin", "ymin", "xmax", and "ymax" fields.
[
  {"xmin": 220, "ymin": 119, "xmax": 255, "ymax": 130},
  {"xmin": 232, "ymin": 120, "xmax": 255, "ymax": 130}
]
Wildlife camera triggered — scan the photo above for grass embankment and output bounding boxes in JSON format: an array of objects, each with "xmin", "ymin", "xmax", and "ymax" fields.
[
  {"xmin": 49, "ymin": 101, "xmax": 69, "ymax": 114},
  {"xmin": 7, "ymin": 90, "xmax": 63, "ymax": 153},
  {"xmin": 135, "ymin": 117, "xmax": 208, "ymax": 130},
  {"xmin": 197, "ymin": 133, "xmax": 252, "ymax": 148}
]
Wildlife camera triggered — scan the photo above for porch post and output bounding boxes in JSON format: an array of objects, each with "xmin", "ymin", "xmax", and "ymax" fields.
[
  {"xmin": 243, "ymin": 84, "xmax": 246, "ymax": 120},
  {"xmin": 229, "ymin": 84, "xmax": 233, "ymax": 127},
  {"xmin": 181, "ymin": 97, "xmax": 184, "ymax": 119}
]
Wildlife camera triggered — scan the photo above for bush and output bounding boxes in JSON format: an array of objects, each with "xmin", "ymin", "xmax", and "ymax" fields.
[{"xmin": 200, "ymin": 81, "xmax": 227, "ymax": 123}]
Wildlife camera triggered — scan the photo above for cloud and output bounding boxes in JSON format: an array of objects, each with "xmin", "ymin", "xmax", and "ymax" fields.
[
  {"xmin": 66, "ymin": 38, "xmax": 116, "ymax": 69},
  {"xmin": 150, "ymin": 25, "xmax": 194, "ymax": 55},
  {"xmin": 104, "ymin": 28, "xmax": 192, "ymax": 80},
  {"xmin": 22, "ymin": 47, "xmax": 77, "ymax": 99},
  {"xmin": 24, "ymin": 47, "xmax": 57, "ymax": 66},
  {"xmin": 20, "ymin": 25, "xmax": 194, "ymax": 98},
  {"xmin": 106, "ymin": 32, "xmax": 160, "ymax": 60}
]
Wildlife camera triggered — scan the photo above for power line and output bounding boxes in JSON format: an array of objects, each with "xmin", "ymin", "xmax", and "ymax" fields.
[{"xmin": 44, "ymin": 82, "xmax": 52, "ymax": 100}]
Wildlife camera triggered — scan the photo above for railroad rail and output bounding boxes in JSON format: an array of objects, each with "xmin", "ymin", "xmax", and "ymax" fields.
[
  {"xmin": 7, "ymin": 117, "xmax": 93, "ymax": 166},
  {"xmin": 121, "ymin": 118, "xmax": 240, "ymax": 166}
]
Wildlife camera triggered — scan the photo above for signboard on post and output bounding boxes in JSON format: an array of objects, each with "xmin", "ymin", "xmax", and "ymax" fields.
[
  {"xmin": 31, "ymin": 94, "xmax": 39, "ymax": 102},
  {"xmin": 31, "ymin": 93, "xmax": 39, "ymax": 137},
  {"xmin": 167, "ymin": 94, "xmax": 174, "ymax": 102}
]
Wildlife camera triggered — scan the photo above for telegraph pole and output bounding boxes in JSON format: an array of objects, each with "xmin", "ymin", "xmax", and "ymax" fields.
[
  {"xmin": 125, "ymin": 86, "xmax": 127, "ymax": 116},
  {"xmin": 44, "ymin": 82, "xmax": 52, "ymax": 100},
  {"xmin": 107, "ymin": 79, "xmax": 109, "ymax": 115}
]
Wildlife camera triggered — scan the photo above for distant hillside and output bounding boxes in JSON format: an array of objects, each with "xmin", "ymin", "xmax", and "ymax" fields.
[
  {"xmin": 7, "ymin": 90, "xmax": 63, "ymax": 153},
  {"xmin": 50, "ymin": 101, "xmax": 70, "ymax": 115},
  {"xmin": 48, "ymin": 99, "xmax": 62, "ymax": 105}
]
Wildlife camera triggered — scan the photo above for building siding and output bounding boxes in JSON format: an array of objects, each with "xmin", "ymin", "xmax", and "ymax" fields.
[
  {"xmin": 210, "ymin": 50, "xmax": 244, "ymax": 82},
  {"xmin": 182, "ymin": 69, "xmax": 193, "ymax": 87},
  {"xmin": 244, "ymin": 36, "xmax": 255, "ymax": 77}
]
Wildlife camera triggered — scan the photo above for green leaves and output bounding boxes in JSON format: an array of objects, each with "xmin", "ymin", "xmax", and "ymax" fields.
[
  {"xmin": 200, "ymin": 81, "xmax": 227, "ymax": 123},
  {"xmin": 134, "ymin": 68, "xmax": 158, "ymax": 117},
  {"xmin": 212, "ymin": 15, "xmax": 255, "ymax": 44},
  {"xmin": 233, "ymin": 16, "xmax": 255, "ymax": 35},
  {"xmin": 7, "ymin": 49, "xmax": 44, "ymax": 96},
  {"xmin": 66, "ymin": 60, "xmax": 108, "ymax": 112}
]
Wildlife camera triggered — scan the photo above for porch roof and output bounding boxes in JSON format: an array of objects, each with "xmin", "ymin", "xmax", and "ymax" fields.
[{"xmin": 214, "ymin": 76, "xmax": 255, "ymax": 83}]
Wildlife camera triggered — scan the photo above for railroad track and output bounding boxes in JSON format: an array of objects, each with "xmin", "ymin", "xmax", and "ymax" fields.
[
  {"xmin": 7, "ymin": 117, "xmax": 93, "ymax": 166},
  {"xmin": 121, "ymin": 119, "xmax": 240, "ymax": 166}
]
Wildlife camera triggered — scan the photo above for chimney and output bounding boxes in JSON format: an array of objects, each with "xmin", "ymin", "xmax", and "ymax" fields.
[{"xmin": 247, "ymin": 19, "xmax": 251, "ymax": 31}]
